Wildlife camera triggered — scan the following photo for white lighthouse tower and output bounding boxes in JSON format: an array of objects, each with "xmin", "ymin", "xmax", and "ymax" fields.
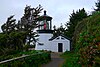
[
  {"xmin": 35, "ymin": 10, "xmax": 53, "ymax": 51},
  {"xmin": 35, "ymin": 10, "xmax": 71, "ymax": 52}
]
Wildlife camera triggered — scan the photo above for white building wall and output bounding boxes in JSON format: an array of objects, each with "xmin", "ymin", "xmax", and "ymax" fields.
[
  {"xmin": 35, "ymin": 34, "xmax": 70, "ymax": 52},
  {"xmin": 49, "ymin": 36, "xmax": 70, "ymax": 52},
  {"xmin": 63, "ymin": 40, "xmax": 70, "ymax": 51},
  {"xmin": 49, "ymin": 42, "xmax": 57, "ymax": 52},
  {"xmin": 35, "ymin": 33, "xmax": 53, "ymax": 50},
  {"xmin": 35, "ymin": 42, "xmax": 45, "ymax": 50}
]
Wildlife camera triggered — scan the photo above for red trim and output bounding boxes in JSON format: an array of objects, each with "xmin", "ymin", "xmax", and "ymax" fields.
[{"xmin": 44, "ymin": 23, "xmax": 46, "ymax": 30}]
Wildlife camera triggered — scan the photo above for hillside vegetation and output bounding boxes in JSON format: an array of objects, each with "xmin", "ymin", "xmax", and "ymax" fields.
[{"xmin": 62, "ymin": 12, "xmax": 100, "ymax": 67}]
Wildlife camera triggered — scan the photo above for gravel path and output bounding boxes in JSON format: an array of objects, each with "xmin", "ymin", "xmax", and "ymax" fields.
[{"xmin": 41, "ymin": 52, "xmax": 64, "ymax": 67}]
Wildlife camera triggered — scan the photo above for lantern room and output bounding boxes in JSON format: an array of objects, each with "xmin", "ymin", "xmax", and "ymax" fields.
[{"xmin": 36, "ymin": 10, "xmax": 52, "ymax": 30}]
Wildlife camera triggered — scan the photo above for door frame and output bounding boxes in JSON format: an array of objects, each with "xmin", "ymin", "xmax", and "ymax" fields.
[{"xmin": 58, "ymin": 43, "xmax": 63, "ymax": 52}]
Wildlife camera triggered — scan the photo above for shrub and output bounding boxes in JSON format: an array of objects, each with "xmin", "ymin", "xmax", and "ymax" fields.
[
  {"xmin": 62, "ymin": 12, "xmax": 100, "ymax": 67},
  {"xmin": 0, "ymin": 51, "xmax": 51, "ymax": 67}
]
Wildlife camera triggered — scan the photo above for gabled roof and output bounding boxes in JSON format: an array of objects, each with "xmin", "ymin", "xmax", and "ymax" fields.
[{"xmin": 49, "ymin": 34, "xmax": 71, "ymax": 41}]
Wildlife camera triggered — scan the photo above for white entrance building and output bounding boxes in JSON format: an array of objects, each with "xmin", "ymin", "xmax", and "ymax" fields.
[{"xmin": 35, "ymin": 11, "xmax": 71, "ymax": 52}]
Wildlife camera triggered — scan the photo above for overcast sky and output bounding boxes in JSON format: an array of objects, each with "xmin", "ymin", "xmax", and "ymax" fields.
[{"xmin": 0, "ymin": 0, "xmax": 97, "ymax": 31}]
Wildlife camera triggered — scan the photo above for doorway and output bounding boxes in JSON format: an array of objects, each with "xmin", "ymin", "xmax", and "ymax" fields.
[{"xmin": 58, "ymin": 43, "xmax": 63, "ymax": 52}]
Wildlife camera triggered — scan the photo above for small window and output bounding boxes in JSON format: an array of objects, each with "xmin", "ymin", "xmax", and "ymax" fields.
[
  {"xmin": 56, "ymin": 37, "xmax": 60, "ymax": 39},
  {"xmin": 61, "ymin": 37, "xmax": 65, "ymax": 40},
  {"xmin": 38, "ymin": 43, "xmax": 44, "ymax": 45}
]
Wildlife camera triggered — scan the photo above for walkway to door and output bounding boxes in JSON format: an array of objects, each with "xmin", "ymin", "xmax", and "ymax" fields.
[{"xmin": 41, "ymin": 52, "xmax": 64, "ymax": 67}]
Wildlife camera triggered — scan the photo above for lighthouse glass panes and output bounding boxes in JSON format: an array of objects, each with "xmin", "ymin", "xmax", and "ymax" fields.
[
  {"xmin": 37, "ymin": 11, "xmax": 52, "ymax": 30},
  {"xmin": 39, "ymin": 21, "xmax": 44, "ymax": 30},
  {"xmin": 39, "ymin": 20, "xmax": 51, "ymax": 30},
  {"xmin": 46, "ymin": 20, "xmax": 49, "ymax": 29}
]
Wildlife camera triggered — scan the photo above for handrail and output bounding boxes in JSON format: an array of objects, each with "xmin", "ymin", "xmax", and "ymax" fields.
[{"xmin": 0, "ymin": 52, "xmax": 43, "ymax": 64}]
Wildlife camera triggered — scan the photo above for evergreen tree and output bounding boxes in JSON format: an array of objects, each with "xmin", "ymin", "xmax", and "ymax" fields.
[
  {"xmin": 1, "ymin": 5, "xmax": 43, "ymax": 50},
  {"xmin": 53, "ymin": 23, "xmax": 65, "ymax": 36},
  {"xmin": 94, "ymin": 0, "xmax": 100, "ymax": 11},
  {"xmin": 65, "ymin": 8, "xmax": 87, "ymax": 38},
  {"xmin": 17, "ymin": 5, "xmax": 43, "ymax": 32},
  {"xmin": 1, "ymin": 15, "xmax": 16, "ymax": 34},
  {"xmin": 18, "ymin": 5, "xmax": 43, "ymax": 45}
]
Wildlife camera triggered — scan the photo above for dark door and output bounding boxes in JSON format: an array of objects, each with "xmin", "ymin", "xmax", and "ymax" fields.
[{"xmin": 58, "ymin": 43, "xmax": 63, "ymax": 52}]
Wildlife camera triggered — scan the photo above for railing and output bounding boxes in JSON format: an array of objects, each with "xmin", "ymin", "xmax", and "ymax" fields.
[{"xmin": 0, "ymin": 52, "xmax": 43, "ymax": 64}]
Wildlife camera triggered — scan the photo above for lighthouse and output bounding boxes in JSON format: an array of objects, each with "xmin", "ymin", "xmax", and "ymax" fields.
[
  {"xmin": 35, "ymin": 10, "xmax": 71, "ymax": 52},
  {"xmin": 35, "ymin": 10, "xmax": 53, "ymax": 51}
]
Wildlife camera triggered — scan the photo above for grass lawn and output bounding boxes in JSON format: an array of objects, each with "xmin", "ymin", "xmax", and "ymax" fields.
[{"xmin": 61, "ymin": 51, "xmax": 81, "ymax": 67}]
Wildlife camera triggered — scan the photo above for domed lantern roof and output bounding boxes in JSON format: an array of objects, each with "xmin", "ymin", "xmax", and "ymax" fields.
[
  {"xmin": 36, "ymin": 10, "xmax": 53, "ymax": 31},
  {"xmin": 36, "ymin": 10, "xmax": 52, "ymax": 21}
]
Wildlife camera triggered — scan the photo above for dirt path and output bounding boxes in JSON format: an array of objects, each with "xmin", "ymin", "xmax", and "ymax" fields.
[{"xmin": 41, "ymin": 52, "xmax": 64, "ymax": 67}]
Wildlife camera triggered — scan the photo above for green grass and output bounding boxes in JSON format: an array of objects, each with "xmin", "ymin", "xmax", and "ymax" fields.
[{"xmin": 61, "ymin": 51, "xmax": 81, "ymax": 67}]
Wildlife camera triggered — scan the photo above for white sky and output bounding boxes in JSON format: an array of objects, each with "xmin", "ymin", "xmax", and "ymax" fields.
[{"xmin": 0, "ymin": 0, "xmax": 97, "ymax": 31}]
